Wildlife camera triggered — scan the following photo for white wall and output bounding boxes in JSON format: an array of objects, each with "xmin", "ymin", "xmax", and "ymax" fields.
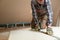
[
  {"xmin": 0, "ymin": 0, "xmax": 32, "ymax": 24},
  {"xmin": 0, "ymin": 0, "xmax": 60, "ymax": 26},
  {"xmin": 51, "ymin": 0, "xmax": 60, "ymax": 26}
]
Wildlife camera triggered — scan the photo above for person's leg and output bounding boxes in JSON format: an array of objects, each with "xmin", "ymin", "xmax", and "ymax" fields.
[
  {"xmin": 31, "ymin": 17, "xmax": 41, "ymax": 31},
  {"xmin": 41, "ymin": 15, "xmax": 48, "ymax": 29},
  {"xmin": 31, "ymin": 18, "xmax": 36, "ymax": 29}
]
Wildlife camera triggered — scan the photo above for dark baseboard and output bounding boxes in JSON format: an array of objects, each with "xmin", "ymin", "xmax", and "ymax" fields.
[{"xmin": 0, "ymin": 22, "xmax": 31, "ymax": 28}]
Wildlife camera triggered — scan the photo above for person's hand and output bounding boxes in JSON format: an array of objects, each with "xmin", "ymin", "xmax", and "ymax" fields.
[
  {"xmin": 42, "ymin": 10, "xmax": 47, "ymax": 13},
  {"xmin": 39, "ymin": 10, "xmax": 47, "ymax": 13},
  {"xmin": 35, "ymin": 24, "xmax": 38, "ymax": 29},
  {"xmin": 41, "ymin": 10, "xmax": 47, "ymax": 13},
  {"xmin": 42, "ymin": 24, "xmax": 47, "ymax": 29},
  {"xmin": 48, "ymin": 23, "xmax": 52, "ymax": 27}
]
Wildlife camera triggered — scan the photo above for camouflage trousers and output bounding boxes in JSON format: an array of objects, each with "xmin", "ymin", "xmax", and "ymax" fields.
[{"xmin": 31, "ymin": 14, "xmax": 48, "ymax": 31}]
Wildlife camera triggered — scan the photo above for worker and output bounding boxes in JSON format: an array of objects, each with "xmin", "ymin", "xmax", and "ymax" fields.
[{"xmin": 31, "ymin": 0, "xmax": 53, "ymax": 31}]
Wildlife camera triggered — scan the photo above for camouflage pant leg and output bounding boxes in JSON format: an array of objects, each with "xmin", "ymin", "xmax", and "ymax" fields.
[
  {"xmin": 31, "ymin": 15, "xmax": 48, "ymax": 30},
  {"xmin": 40, "ymin": 15, "xmax": 48, "ymax": 29},
  {"xmin": 31, "ymin": 18, "xmax": 36, "ymax": 29},
  {"xmin": 31, "ymin": 18, "xmax": 39, "ymax": 31}
]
